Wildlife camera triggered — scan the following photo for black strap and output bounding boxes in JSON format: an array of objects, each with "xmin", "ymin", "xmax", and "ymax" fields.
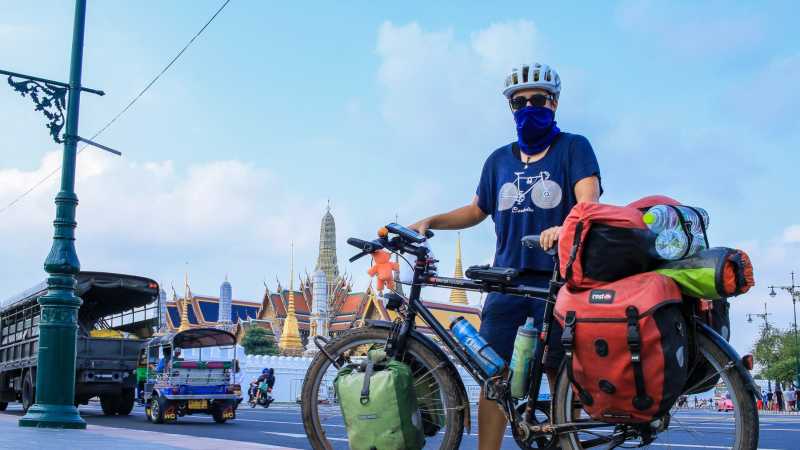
[
  {"xmin": 626, "ymin": 306, "xmax": 653, "ymax": 411},
  {"xmin": 564, "ymin": 222, "xmax": 584, "ymax": 282},
  {"xmin": 684, "ymin": 205, "xmax": 710, "ymax": 248},
  {"xmin": 561, "ymin": 311, "xmax": 594, "ymax": 406},
  {"xmin": 360, "ymin": 360, "xmax": 375, "ymax": 405}
]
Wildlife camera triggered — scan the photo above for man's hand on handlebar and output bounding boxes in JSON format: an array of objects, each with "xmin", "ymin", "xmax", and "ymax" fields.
[
  {"xmin": 408, "ymin": 219, "xmax": 432, "ymax": 237},
  {"xmin": 540, "ymin": 226, "xmax": 561, "ymax": 252}
]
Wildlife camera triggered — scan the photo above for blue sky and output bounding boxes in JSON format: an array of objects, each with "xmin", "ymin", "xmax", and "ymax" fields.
[{"xmin": 1, "ymin": 1, "xmax": 798, "ymax": 354}]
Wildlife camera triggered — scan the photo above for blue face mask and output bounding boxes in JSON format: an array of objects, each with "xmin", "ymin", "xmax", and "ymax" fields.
[{"xmin": 513, "ymin": 106, "xmax": 560, "ymax": 156}]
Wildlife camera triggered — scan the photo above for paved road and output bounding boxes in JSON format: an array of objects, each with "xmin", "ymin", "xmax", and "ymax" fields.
[{"xmin": 2, "ymin": 402, "xmax": 799, "ymax": 449}]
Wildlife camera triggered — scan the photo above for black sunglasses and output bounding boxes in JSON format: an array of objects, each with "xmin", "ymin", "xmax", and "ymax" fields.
[{"xmin": 509, "ymin": 93, "xmax": 555, "ymax": 110}]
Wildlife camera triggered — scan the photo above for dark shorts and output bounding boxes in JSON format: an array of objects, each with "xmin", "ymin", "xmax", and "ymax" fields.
[{"xmin": 479, "ymin": 275, "xmax": 564, "ymax": 370}]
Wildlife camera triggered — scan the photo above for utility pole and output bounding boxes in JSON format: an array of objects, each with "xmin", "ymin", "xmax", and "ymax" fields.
[
  {"xmin": 769, "ymin": 271, "xmax": 800, "ymax": 388},
  {"xmin": 2, "ymin": 0, "xmax": 119, "ymax": 429},
  {"xmin": 748, "ymin": 302, "xmax": 773, "ymax": 392}
]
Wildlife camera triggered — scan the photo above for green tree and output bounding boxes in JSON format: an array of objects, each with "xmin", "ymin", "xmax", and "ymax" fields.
[
  {"xmin": 753, "ymin": 325, "xmax": 800, "ymax": 386},
  {"xmin": 241, "ymin": 326, "xmax": 279, "ymax": 356}
]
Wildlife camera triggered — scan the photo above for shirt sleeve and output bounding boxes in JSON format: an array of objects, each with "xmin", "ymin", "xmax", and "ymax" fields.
[
  {"xmin": 568, "ymin": 134, "xmax": 603, "ymax": 196},
  {"xmin": 475, "ymin": 155, "xmax": 495, "ymax": 216}
]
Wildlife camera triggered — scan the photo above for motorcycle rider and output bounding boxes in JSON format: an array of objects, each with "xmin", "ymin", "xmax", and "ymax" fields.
[
  {"xmin": 250, "ymin": 368, "xmax": 276, "ymax": 406},
  {"xmin": 410, "ymin": 62, "xmax": 601, "ymax": 449}
]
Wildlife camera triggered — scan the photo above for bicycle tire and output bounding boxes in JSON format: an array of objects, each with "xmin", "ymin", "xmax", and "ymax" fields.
[
  {"xmin": 551, "ymin": 332, "xmax": 759, "ymax": 449},
  {"xmin": 301, "ymin": 326, "xmax": 466, "ymax": 450}
]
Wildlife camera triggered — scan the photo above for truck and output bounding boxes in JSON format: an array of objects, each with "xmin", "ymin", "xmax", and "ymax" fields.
[{"xmin": 0, "ymin": 272, "xmax": 160, "ymax": 415}]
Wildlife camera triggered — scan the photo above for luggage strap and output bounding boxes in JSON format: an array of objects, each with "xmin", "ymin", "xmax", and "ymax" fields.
[
  {"xmin": 626, "ymin": 306, "xmax": 654, "ymax": 411},
  {"xmin": 360, "ymin": 360, "xmax": 375, "ymax": 405},
  {"xmin": 564, "ymin": 222, "xmax": 584, "ymax": 282},
  {"xmin": 684, "ymin": 205, "xmax": 710, "ymax": 248},
  {"xmin": 561, "ymin": 310, "xmax": 594, "ymax": 406}
]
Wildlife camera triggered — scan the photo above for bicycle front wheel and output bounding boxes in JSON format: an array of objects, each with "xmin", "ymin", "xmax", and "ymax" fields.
[
  {"xmin": 301, "ymin": 326, "xmax": 467, "ymax": 450},
  {"xmin": 552, "ymin": 332, "xmax": 759, "ymax": 449}
]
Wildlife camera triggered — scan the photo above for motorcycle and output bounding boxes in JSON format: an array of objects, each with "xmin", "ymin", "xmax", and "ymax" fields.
[{"xmin": 248, "ymin": 382, "xmax": 274, "ymax": 408}]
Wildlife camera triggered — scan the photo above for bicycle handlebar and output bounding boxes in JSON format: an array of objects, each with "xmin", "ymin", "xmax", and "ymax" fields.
[{"xmin": 521, "ymin": 234, "xmax": 557, "ymax": 256}]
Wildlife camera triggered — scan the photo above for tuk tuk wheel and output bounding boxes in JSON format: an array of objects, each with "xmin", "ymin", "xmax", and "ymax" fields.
[
  {"xmin": 212, "ymin": 402, "xmax": 232, "ymax": 424},
  {"xmin": 149, "ymin": 397, "xmax": 170, "ymax": 424}
]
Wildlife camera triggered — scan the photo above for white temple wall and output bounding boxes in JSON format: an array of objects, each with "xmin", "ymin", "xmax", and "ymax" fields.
[{"xmin": 237, "ymin": 352, "xmax": 483, "ymax": 403}]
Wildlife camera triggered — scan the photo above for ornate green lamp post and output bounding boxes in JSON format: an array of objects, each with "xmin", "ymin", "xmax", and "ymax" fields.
[{"xmin": 1, "ymin": 0, "xmax": 115, "ymax": 429}]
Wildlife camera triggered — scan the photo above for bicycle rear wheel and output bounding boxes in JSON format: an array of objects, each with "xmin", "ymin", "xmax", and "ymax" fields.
[
  {"xmin": 551, "ymin": 332, "xmax": 759, "ymax": 449},
  {"xmin": 301, "ymin": 326, "xmax": 466, "ymax": 449}
]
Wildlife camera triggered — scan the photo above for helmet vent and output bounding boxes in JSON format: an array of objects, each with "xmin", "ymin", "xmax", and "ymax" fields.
[
  {"xmin": 522, "ymin": 65, "xmax": 529, "ymax": 83},
  {"xmin": 545, "ymin": 70, "xmax": 551, "ymax": 82},
  {"xmin": 511, "ymin": 72, "xmax": 519, "ymax": 84},
  {"xmin": 533, "ymin": 69, "xmax": 540, "ymax": 82}
]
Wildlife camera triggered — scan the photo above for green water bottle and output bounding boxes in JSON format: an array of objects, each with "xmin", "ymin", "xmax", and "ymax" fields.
[{"xmin": 510, "ymin": 317, "xmax": 538, "ymax": 399}]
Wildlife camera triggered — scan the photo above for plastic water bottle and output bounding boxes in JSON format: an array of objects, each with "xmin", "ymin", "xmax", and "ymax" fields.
[
  {"xmin": 643, "ymin": 205, "xmax": 710, "ymax": 235},
  {"xmin": 510, "ymin": 317, "xmax": 538, "ymax": 399},
  {"xmin": 654, "ymin": 229, "xmax": 708, "ymax": 260},
  {"xmin": 450, "ymin": 317, "xmax": 506, "ymax": 377}
]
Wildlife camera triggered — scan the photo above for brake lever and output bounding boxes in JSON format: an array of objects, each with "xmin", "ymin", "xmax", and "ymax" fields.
[{"xmin": 349, "ymin": 251, "xmax": 369, "ymax": 263}]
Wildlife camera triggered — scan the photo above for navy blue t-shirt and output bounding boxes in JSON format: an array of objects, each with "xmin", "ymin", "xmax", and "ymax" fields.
[{"xmin": 476, "ymin": 132, "xmax": 601, "ymax": 272}]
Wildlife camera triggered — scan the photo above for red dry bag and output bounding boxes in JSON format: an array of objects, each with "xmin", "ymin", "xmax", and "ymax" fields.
[{"xmin": 558, "ymin": 202, "xmax": 657, "ymax": 289}]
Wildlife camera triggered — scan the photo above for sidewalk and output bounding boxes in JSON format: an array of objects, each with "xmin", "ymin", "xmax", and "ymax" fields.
[{"xmin": 0, "ymin": 413, "xmax": 301, "ymax": 450}]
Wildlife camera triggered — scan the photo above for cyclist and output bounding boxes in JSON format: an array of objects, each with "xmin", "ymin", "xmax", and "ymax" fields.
[{"xmin": 410, "ymin": 62, "xmax": 601, "ymax": 450}]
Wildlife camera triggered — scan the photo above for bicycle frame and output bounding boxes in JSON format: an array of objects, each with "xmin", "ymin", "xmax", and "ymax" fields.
[{"xmin": 384, "ymin": 248, "xmax": 612, "ymax": 446}]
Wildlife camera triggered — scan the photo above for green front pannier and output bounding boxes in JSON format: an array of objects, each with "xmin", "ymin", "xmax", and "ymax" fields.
[{"xmin": 334, "ymin": 358, "xmax": 425, "ymax": 450}]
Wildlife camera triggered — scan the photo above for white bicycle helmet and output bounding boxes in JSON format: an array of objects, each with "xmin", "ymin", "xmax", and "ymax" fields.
[{"xmin": 502, "ymin": 63, "xmax": 561, "ymax": 99}]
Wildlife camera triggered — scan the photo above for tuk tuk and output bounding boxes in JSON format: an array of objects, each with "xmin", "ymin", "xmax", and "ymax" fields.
[{"xmin": 142, "ymin": 328, "xmax": 241, "ymax": 424}]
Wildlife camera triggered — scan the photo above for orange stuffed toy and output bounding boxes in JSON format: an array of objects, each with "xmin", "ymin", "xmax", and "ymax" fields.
[{"xmin": 367, "ymin": 250, "xmax": 399, "ymax": 292}]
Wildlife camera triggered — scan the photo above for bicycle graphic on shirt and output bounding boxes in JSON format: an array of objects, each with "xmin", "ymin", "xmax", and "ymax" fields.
[{"xmin": 498, "ymin": 170, "xmax": 563, "ymax": 212}]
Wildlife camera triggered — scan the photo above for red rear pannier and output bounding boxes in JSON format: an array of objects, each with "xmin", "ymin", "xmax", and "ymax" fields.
[
  {"xmin": 558, "ymin": 202, "xmax": 657, "ymax": 289},
  {"xmin": 555, "ymin": 272, "xmax": 689, "ymax": 423}
]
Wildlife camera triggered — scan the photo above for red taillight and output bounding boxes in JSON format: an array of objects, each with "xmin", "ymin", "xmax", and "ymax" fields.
[
  {"xmin": 742, "ymin": 354, "xmax": 754, "ymax": 371},
  {"xmin": 148, "ymin": 282, "xmax": 158, "ymax": 289}
]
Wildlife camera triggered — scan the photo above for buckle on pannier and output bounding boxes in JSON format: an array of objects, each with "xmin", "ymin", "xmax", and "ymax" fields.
[
  {"xmin": 626, "ymin": 306, "xmax": 641, "ymax": 355},
  {"xmin": 561, "ymin": 311, "xmax": 576, "ymax": 352}
]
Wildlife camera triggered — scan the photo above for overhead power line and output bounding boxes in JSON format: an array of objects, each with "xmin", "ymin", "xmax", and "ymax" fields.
[{"xmin": 0, "ymin": 0, "xmax": 232, "ymax": 215}]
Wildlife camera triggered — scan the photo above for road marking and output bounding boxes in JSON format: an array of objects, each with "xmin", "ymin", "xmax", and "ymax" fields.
[
  {"xmin": 264, "ymin": 431, "xmax": 348, "ymax": 442},
  {"xmin": 643, "ymin": 445, "xmax": 782, "ymax": 450},
  {"xmin": 238, "ymin": 418, "xmax": 345, "ymax": 428}
]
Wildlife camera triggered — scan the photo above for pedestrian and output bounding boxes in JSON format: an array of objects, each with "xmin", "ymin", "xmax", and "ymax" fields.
[
  {"xmin": 409, "ymin": 62, "xmax": 602, "ymax": 450},
  {"xmin": 776, "ymin": 386, "xmax": 785, "ymax": 411},
  {"xmin": 786, "ymin": 387, "xmax": 795, "ymax": 411},
  {"xmin": 767, "ymin": 390, "xmax": 774, "ymax": 410},
  {"xmin": 795, "ymin": 386, "xmax": 800, "ymax": 411}
]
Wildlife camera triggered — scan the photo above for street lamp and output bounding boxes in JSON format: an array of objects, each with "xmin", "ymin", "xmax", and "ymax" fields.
[
  {"xmin": 2, "ymin": 0, "xmax": 118, "ymax": 429},
  {"xmin": 768, "ymin": 272, "xmax": 800, "ymax": 388},
  {"xmin": 747, "ymin": 302, "xmax": 773, "ymax": 392}
]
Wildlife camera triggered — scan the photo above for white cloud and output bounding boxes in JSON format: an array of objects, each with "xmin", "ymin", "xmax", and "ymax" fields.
[
  {"xmin": 0, "ymin": 151, "xmax": 327, "ymax": 301},
  {"xmin": 784, "ymin": 225, "xmax": 800, "ymax": 243},
  {"xmin": 375, "ymin": 20, "xmax": 546, "ymax": 149}
]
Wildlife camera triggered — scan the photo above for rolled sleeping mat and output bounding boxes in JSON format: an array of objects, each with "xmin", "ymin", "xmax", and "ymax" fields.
[{"xmin": 654, "ymin": 247, "xmax": 754, "ymax": 299}]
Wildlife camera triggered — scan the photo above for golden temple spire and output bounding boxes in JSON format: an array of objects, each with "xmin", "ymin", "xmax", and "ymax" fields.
[
  {"xmin": 449, "ymin": 233, "xmax": 469, "ymax": 305},
  {"xmin": 280, "ymin": 242, "xmax": 304, "ymax": 355},
  {"xmin": 179, "ymin": 272, "xmax": 191, "ymax": 331}
]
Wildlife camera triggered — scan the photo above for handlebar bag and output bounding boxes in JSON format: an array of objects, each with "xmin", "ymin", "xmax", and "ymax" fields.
[
  {"xmin": 559, "ymin": 202, "xmax": 658, "ymax": 289},
  {"xmin": 334, "ymin": 358, "xmax": 425, "ymax": 450},
  {"xmin": 555, "ymin": 272, "xmax": 689, "ymax": 423},
  {"xmin": 655, "ymin": 247, "xmax": 754, "ymax": 299}
]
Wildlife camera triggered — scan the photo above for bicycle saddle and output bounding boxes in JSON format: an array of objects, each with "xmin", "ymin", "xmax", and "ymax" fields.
[{"xmin": 465, "ymin": 264, "xmax": 520, "ymax": 285}]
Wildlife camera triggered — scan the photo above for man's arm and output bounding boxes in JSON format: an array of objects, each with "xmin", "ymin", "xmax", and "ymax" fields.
[
  {"xmin": 409, "ymin": 195, "xmax": 488, "ymax": 236},
  {"xmin": 574, "ymin": 175, "xmax": 601, "ymax": 203}
]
